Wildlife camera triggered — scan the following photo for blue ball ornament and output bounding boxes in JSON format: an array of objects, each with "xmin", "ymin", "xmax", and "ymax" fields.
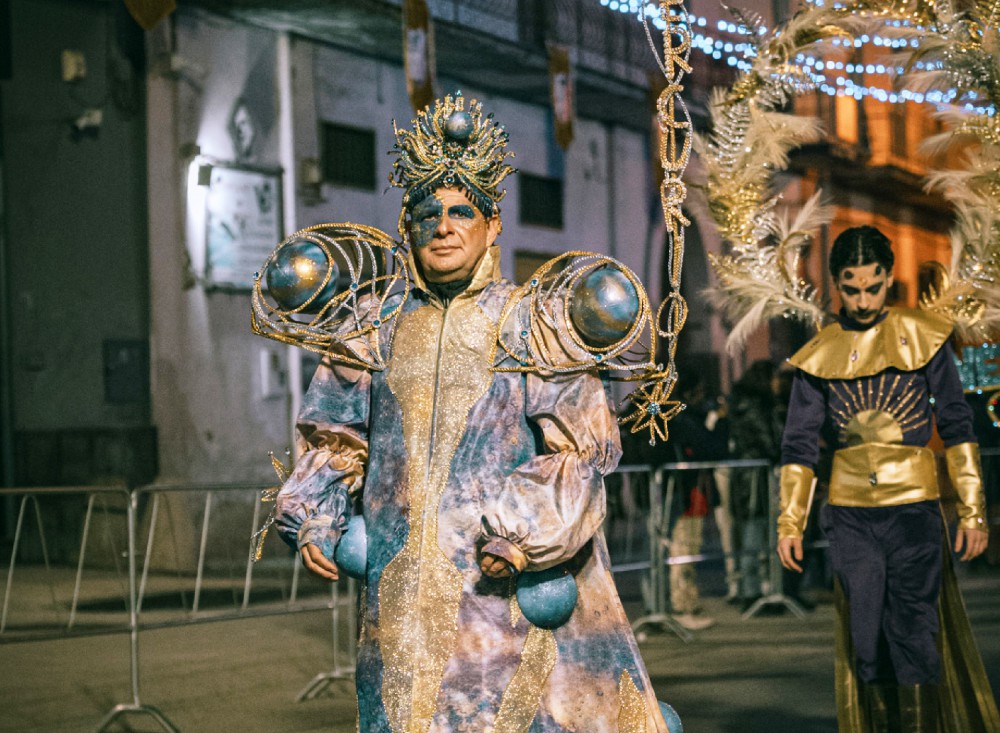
[
  {"xmin": 444, "ymin": 110, "xmax": 474, "ymax": 141},
  {"xmin": 569, "ymin": 266, "xmax": 641, "ymax": 348},
  {"xmin": 334, "ymin": 514, "xmax": 367, "ymax": 580},
  {"xmin": 658, "ymin": 701, "xmax": 683, "ymax": 733},
  {"xmin": 515, "ymin": 565, "xmax": 578, "ymax": 629},
  {"xmin": 265, "ymin": 238, "xmax": 340, "ymax": 313}
]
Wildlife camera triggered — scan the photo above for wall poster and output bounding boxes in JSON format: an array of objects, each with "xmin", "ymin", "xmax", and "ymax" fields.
[{"xmin": 204, "ymin": 163, "xmax": 283, "ymax": 290}]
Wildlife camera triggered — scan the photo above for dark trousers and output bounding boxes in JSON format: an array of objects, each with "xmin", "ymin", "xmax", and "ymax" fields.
[{"xmin": 823, "ymin": 500, "xmax": 943, "ymax": 685}]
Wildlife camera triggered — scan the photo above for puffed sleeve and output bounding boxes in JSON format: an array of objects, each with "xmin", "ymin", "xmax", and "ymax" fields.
[
  {"xmin": 274, "ymin": 357, "xmax": 370, "ymax": 560},
  {"xmin": 480, "ymin": 370, "xmax": 622, "ymax": 572}
]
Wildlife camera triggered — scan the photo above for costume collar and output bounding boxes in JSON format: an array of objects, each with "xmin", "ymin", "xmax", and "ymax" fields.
[
  {"xmin": 789, "ymin": 307, "xmax": 954, "ymax": 379},
  {"xmin": 408, "ymin": 244, "xmax": 501, "ymax": 303}
]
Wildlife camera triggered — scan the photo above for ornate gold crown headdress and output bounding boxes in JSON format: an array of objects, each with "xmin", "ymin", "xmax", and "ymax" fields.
[{"xmin": 389, "ymin": 93, "xmax": 515, "ymax": 227}]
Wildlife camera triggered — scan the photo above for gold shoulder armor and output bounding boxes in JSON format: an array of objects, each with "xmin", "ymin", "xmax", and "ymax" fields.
[{"xmin": 788, "ymin": 308, "xmax": 954, "ymax": 379}]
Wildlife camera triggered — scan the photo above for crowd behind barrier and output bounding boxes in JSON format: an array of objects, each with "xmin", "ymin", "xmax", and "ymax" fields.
[{"xmin": 2, "ymin": 450, "xmax": 997, "ymax": 731}]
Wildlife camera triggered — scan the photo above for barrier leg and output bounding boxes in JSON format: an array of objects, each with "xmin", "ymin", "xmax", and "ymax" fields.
[
  {"xmin": 192, "ymin": 492, "xmax": 213, "ymax": 615},
  {"xmin": 295, "ymin": 578, "xmax": 356, "ymax": 702},
  {"xmin": 630, "ymin": 468, "xmax": 694, "ymax": 643},
  {"xmin": 97, "ymin": 490, "xmax": 181, "ymax": 733},
  {"xmin": 68, "ymin": 494, "xmax": 97, "ymax": 629},
  {"xmin": 0, "ymin": 494, "xmax": 29, "ymax": 633},
  {"xmin": 741, "ymin": 469, "xmax": 806, "ymax": 620}
]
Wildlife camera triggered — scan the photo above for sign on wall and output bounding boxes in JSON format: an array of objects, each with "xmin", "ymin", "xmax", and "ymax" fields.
[{"xmin": 204, "ymin": 164, "xmax": 283, "ymax": 290}]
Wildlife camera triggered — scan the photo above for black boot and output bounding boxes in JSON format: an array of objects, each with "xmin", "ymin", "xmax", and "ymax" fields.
[
  {"xmin": 897, "ymin": 684, "xmax": 940, "ymax": 733},
  {"xmin": 864, "ymin": 683, "xmax": 900, "ymax": 733}
]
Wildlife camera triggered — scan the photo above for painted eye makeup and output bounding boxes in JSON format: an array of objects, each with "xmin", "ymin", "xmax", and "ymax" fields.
[
  {"xmin": 448, "ymin": 204, "xmax": 476, "ymax": 220},
  {"xmin": 412, "ymin": 197, "xmax": 443, "ymax": 223},
  {"xmin": 411, "ymin": 197, "xmax": 443, "ymax": 248}
]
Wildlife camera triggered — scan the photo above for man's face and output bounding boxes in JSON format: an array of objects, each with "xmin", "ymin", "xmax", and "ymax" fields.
[
  {"xmin": 409, "ymin": 188, "xmax": 500, "ymax": 283},
  {"xmin": 834, "ymin": 261, "xmax": 893, "ymax": 325}
]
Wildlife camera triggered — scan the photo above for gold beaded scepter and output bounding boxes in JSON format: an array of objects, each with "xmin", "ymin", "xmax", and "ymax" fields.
[{"xmin": 619, "ymin": 0, "xmax": 694, "ymax": 444}]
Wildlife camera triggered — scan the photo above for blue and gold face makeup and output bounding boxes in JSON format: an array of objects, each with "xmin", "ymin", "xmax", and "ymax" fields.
[
  {"xmin": 410, "ymin": 195, "xmax": 480, "ymax": 248},
  {"xmin": 409, "ymin": 187, "xmax": 500, "ymax": 284}
]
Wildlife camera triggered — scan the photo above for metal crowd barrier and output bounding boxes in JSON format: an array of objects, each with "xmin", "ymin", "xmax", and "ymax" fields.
[
  {"xmin": 612, "ymin": 459, "xmax": 809, "ymax": 644},
  {"xmin": 22, "ymin": 447, "xmax": 972, "ymax": 728},
  {"xmin": 0, "ymin": 482, "xmax": 356, "ymax": 733}
]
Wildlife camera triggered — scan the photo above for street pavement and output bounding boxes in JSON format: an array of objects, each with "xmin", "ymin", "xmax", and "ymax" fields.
[{"xmin": 3, "ymin": 564, "xmax": 999, "ymax": 733}]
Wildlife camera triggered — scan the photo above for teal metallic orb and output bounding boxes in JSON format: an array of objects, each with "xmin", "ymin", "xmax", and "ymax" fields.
[
  {"xmin": 334, "ymin": 514, "xmax": 367, "ymax": 580},
  {"xmin": 658, "ymin": 701, "xmax": 683, "ymax": 733},
  {"xmin": 265, "ymin": 238, "xmax": 340, "ymax": 313},
  {"xmin": 515, "ymin": 565, "xmax": 578, "ymax": 629},
  {"xmin": 569, "ymin": 267, "xmax": 641, "ymax": 348},
  {"xmin": 444, "ymin": 110, "xmax": 474, "ymax": 141}
]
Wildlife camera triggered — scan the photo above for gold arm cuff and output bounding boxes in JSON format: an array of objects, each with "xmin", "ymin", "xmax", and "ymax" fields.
[
  {"xmin": 945, "ymin": 442, "xmax": 988, "ymax": 532},
  {"xmin": 778, "ymin": 464, "xmax": 815, "ymax": 540},
  {"xmin": 829, "ymin": 444, "xmax": 939, "ymax": 507}
]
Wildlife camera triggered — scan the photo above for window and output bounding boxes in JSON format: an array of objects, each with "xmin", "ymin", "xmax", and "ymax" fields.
[
  {"xmin": 514, "ymin": 250, "xmax": 563, "ymax": 285},
  {"xmin": 519, "ymin": 173, "xmax": 564, "ymax": 229},
  {"xmin": 321, "ymin": 121, "xmax": 377, "ymax": 190}
]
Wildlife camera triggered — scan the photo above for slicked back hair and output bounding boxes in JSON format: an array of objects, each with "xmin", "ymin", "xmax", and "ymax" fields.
[{"xmin": 830, "ymin": 225, "xmax": 894, "ymax": 280}]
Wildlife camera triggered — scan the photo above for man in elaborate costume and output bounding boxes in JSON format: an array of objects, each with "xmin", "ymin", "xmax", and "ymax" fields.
[
  {"xmin": 777, "ymin": 225, "xmax": 997, "ymax": 732},
  {"xmin": 270, "ymin": 95, "xmax": 673, "ymax": 732}
]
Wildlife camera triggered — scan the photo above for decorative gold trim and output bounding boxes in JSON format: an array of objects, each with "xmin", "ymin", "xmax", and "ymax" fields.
[
  {"xmin": 789, "ymin": 308, "xmax": 954, "ymax": 380},
  {"xmin": 380, "ymin": 298, "xmax": 495, "ymax": 733},
  {"xmin": 829, "ymin": 444, "xmax": 940, "ymax": 507},
  {"xmin": 492, "ymin": 627, "xmax": 558, "ymax": 733},
  {"xmin": 617, "ymin": 670, "xmax": 650, "ymax": 733}
]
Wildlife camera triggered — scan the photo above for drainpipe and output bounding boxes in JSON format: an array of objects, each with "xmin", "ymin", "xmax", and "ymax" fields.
[
  {"xmin": 606, "ymin": 123, "xmax": 617, "ymax": 260},
  {"xmin": 276, "ymin": 32, "xmax": 301, "ymax": 458}
]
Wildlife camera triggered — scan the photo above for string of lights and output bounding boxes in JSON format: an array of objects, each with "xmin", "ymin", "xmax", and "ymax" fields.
[{"xmin": 597, "ymin": 0, "xmax": 995, "ymax": 114}]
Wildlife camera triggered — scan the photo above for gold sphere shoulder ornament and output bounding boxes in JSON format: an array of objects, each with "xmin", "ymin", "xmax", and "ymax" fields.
[
  {"xmin": 700, "ymin": 0, "xmax": 1000, "ymax": 350},
  {"xmin": 251, "ymin": 223, "xmax": 409, "ymax": 371}
]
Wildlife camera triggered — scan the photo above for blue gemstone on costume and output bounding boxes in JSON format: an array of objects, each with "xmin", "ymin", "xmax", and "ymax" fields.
[
  {"xmin": 646, "ymin": 402, "xmax": 661, "ymax": 415},
  {"xmin": 334, "ymin": 514, "xmax": 367, "ymax": 580},
  {"xmin": 444, "ymin": 110, "xmax": 474, "ymax": 141},
  {"xmin": 658, "ymin": 701, "xmax": 684, "ymax": 733},
  {"xmin": 350, "ymin": 282, "xmax": 359, "ymax": 291},
  {"xmin": 515, "ymin": 565, "xmax": 578, "ymax": 629},
  {"xmin": 569, "ymin": 266, "xmax": 641, "ymax": 348},
  {"xmin": 373, "ymin": 319, "xmax": 381, "ymax": 327},
  {"xmin": 264, "ymin": 238, "xmax": 340, "ymax": 313}
]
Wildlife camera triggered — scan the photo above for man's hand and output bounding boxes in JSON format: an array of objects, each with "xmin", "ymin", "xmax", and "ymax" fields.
[
  {"xmin": 479, "ymin": 553, "xmax": 514, "ymax": 579},
  {"xmin": 300, "ymin": 543, "xmax": 340, "ymax": 581},
  {"xmin": 954, "ymin": 528, "xmax": 989, "ymax": 562},
  {"xmin": 777, "ymin": 537, "xmax": 804, "ymax": 573}
]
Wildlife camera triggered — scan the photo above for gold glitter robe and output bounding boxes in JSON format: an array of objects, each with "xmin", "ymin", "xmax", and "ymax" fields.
[{"xmin": 275, "ymin": 246, "xmax": 669, "ymax": 733}]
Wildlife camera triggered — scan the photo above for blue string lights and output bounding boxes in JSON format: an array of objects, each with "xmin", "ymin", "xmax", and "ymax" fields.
[{"xmin": 598, "ymin": 0, "xmax": 995, "ymax": 114}]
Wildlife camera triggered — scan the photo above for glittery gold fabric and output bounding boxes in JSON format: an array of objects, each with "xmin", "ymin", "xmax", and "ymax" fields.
[
  {"xmin": 383, "ymin": 295, "xmax": 494, "ymax": 733},
  {"xmin": 617, "ymin": 670, "xmax": 649, "ymax": 733},
  {"xmin": 493, "ymin": 626, "xmax": 558, "ymax": 733}
]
